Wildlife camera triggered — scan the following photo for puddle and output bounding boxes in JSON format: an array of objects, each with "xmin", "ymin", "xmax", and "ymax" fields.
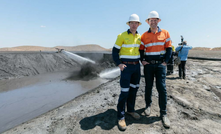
[{"xmin": 0, "ymin": 70, "xmax": 110, "ymax": 133}]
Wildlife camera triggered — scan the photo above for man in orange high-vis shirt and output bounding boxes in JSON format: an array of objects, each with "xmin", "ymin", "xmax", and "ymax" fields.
[{"xmin": 139, "ymin": 11, "xmax": 172, "ymax": 128}]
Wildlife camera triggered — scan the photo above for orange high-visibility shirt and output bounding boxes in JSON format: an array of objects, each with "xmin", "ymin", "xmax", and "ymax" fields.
[{"xmin": 140, "ymin": 28, "xmax": 172, "ymax": 56}]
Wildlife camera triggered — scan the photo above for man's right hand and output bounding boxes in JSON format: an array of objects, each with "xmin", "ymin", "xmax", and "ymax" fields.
[
  {"xmin": 118, "ymin": 64, "xmax": 127, "ymax": 71},
  {"xmin": 142, "ymin": 61, "xmax": 149, "ymax": 65}
]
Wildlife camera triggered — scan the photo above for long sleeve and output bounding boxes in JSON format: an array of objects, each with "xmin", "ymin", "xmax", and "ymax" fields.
[
  {"xmin": 139, "ymin": 50, "xmax": 144, "ymax": 62},
  {"xmin": 112, "ymin": 47, "xmax": 121, "ymax": 66},
  {"xmin": 164, "ymin": 47, "xmax": 172, "ymax": 63}
]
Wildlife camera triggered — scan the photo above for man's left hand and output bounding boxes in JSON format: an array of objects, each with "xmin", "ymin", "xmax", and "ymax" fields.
[{"xmin": 162, "ymin": 62, "xmax": 167, "ymax": 66}]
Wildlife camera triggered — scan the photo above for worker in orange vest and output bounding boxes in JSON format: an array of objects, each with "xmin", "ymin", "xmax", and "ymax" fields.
[{"xmin": 139, "ymin": 11, "xmax": 172, "ymax": 128}]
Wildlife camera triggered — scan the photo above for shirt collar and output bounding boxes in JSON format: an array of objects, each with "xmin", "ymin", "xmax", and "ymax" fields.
[
  {"xmin": 147, "ymin": 26, "xmax": 162, "ymax": 33},
  {"xmin": 127, "ymin": 29, "xmax": 138, "ymax": 34}
]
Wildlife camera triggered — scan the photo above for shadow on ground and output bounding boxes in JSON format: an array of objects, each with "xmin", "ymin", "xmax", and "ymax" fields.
[
  {"xmin": 79, "ymin": 109, "xmax": 117, "ymax": 130},
  {"xmin": 79, "ymin": 108, "xmax": 161, "ymax": 131},
  {"xmin": 166, "ymin": 76, "xmax": 180, "ymax": 80}
]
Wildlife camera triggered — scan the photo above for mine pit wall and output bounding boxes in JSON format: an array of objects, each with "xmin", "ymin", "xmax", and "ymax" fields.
[
  {"xmin": 0, "ymin": 51, "xmax": 114, "ymax": 80},
  {"xmin": 0, "ymin": 52, "xmax": 77, "ymax": 80}
]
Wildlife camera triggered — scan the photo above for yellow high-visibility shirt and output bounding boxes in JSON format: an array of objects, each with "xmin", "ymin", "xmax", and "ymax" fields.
[
  {"xmin": 114, "ymin": 30, "xmax": 141, "ymax": 60},
  {"xmin": 172, "ymin": 45, "xmax": 175, "ymax": 52}
]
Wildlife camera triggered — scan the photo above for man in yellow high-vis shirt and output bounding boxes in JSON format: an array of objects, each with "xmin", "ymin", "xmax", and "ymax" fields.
[{"xmin": 112, "ymin": 14, "xmax": 141, "ymax": 131}]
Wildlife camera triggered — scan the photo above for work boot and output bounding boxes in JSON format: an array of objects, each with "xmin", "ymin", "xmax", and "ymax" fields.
[
  {"xmin": 171, "ymin": 66, "xmax": 174, "ymax": 73},
  {"xmin": 161, "ymin": 115, "xmax": 170, "ymax": 128},
  {"xmin": 127, "ymin": 112, "xmax": 140, "ymax": 120},
  {"xmin": 144, "ymin": 107, "xmax": 151, "ymax": 116},
  {"xmin": 118, "ymin": 119, "xmax": 126, "ymax": 131}
]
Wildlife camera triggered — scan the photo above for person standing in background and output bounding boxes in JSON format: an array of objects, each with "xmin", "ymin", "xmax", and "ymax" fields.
[
  {"xmin": 112, "ymin": 14, "xmax": 142, "ymax": 131},
  {"xmin": 139, "ymin": 11, "xmax": 172, "ymax": 128},
  {"xmin": 175, "ymin": 41, "xmax": 192, "ymax": 79}
]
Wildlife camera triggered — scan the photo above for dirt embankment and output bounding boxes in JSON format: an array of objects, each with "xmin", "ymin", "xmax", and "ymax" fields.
[
  {"xmin": 0, "ymin": 52, "xmax": 79, "ymax": 80},
  {"xmin": 0, "ymin": 52, "xmax": 115, "ymax": 81}
]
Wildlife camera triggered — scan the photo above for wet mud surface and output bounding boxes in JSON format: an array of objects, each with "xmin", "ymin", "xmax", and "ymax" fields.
[
  {"xmin": 0, "ymin": 70, "xmax": 111, "ymax": 133},
  {"xmin": 0, "ymin": 52, "xmax": 116, "ymax": 133}
]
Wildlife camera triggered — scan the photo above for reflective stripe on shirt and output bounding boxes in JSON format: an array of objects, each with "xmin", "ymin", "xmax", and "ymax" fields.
[
  {"xmin": 144, "ymin": 42, "xmax": 165, "ymax": 47},
  {"xmin": 145, "ymin": 50, "xmax": 166, "ymax": 55},
  {"xmin": 114, "ymin": 30, "xmax": 141, "ymax": 59}
]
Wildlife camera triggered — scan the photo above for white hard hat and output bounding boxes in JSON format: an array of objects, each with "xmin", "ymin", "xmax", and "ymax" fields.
[
  {"xmin": 146, "ymin": 11, "xmax": 160, "ymax": 22},
  {"xmin": 126, "ymin": 14, "xmax": 142, "ymax": 25}
]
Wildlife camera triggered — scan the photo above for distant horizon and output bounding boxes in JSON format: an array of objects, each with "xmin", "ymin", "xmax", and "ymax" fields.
[
  {"xmin": 0, "ymin": 44, "xmax": 112, "ymax": 49},
  {"xmin": 1, "ymin": 44, "xmax": 221, "ymax": 50}
]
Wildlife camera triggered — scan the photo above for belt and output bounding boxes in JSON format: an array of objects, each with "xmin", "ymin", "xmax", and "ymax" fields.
[
  {"xmin": 122, "ymin": 61, "xmax": 139, "ymax": 65},
  {"xmin": 148, "ymin": 60, "xmax": 163, "ymax": 64}
]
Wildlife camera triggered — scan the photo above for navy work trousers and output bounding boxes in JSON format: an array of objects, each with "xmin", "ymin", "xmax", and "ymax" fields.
[
  {"xmin": 117, "ymin": 63, "xmax": 140, "ymax": 120},
  {"xmin": 179, "ymin": 61, "xmax": 186, "ymax": 79},
  {"xmin": 144, "ymin": 63, "xmax": 167, "ymax": 116},
  {"xmin": 167, "ymin": 53, "xmax": 174, "ymax": 74}
]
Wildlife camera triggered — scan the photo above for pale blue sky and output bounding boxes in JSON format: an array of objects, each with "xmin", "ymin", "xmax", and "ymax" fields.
[{"xmin": 0, "ymin": 0, "xmax": 220, "ymax": 49}]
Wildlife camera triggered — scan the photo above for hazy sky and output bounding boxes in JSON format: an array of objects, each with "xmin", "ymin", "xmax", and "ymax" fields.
[{"xmin": 0, "ymin": 0, "xmax": 220, "ymax": 49}]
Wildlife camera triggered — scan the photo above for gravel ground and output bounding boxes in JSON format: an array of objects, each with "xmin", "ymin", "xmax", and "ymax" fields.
[{"xmin": 189, "ymin": 50, "xmax": 221, "ymax": 59}]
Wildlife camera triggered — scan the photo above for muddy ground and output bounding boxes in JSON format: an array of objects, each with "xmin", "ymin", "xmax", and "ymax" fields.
[{"xmin": 2, "ymin": 51, "xmax": 221, "ymax": 134}]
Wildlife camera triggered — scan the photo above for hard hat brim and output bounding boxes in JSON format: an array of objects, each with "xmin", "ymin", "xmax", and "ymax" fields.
[
  {"xmin": 126, "ymin": 21, "xmax": 142, "ymax": 25},
  {"xmin": 145, "ymin": 18, "xmax": 160, "ymax": 23}
]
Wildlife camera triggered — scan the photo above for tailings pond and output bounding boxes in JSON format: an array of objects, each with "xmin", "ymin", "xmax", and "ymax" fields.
[{"xmin": 0, "ymin": 68, "xmax": 120, "ymax": 133}]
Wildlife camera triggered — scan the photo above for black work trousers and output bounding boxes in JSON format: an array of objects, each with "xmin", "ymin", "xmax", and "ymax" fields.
[
  {"xmin": 178, "ymin": 61, "xmax": 186, "ymax": 79},
  {"xmin": 167, "ymin": 53, "xmax": 174, "ymax": 74},
  {"xmin": 144, "ymin": 63, "xmax": 167, "ymax": 116}
]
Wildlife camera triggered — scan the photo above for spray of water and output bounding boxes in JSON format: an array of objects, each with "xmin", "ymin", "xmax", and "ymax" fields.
[
  {"xmin": 61, "ymin": 50, "xmax": 96, "ymax": 65},
  {"xmin": 59, "ymin": 49, "xmax": 119, "ymax": 79},
  {"xmin": 99, "ymin": 67, "xmax": 120, "ymax": 79}
]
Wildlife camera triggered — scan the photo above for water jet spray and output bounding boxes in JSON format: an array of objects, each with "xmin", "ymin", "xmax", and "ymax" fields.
[
  {"xmin": 56, "ymin": 48, "xmax": 96, "ymax": 65},
  {"xmin": 56, "ymin": 48, "xmax": 120, "ymax": 79}
]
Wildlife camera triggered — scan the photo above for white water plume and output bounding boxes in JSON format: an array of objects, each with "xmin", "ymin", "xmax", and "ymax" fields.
[
  {"xmin": 61, "ymin": 50, "xmax": 96, "ymax": 65},
  {"xmin": 99, "ymin": 67, "xmax": 120, "ymax": 79}
]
